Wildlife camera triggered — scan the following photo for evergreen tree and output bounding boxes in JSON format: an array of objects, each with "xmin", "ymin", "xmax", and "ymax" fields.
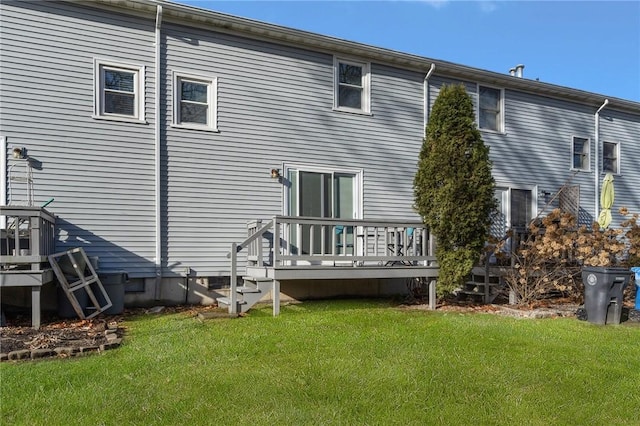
[{"xmin": 414, "ymin": 84, "xmax": 496, "ymax": 294}]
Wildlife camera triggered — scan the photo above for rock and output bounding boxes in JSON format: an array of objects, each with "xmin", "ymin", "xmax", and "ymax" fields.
[
  {"xmin": 80, "ymin": 346, "xmax": 99, "ymax": 354},
  {"xmin": 8, "ymin": 349, "xmax": 31, "ymax": 360},
  {"xmin": 146, "ymin": 306, "xmax": 165, "ymax": 314},
  {"xmin": 54, "ymin": 347, "xmax": 75, "ymax": 357},
  {"xmin": 105, "ymin": 332, "xmax": 119, "ymax": 342},
  {"xmin": 31, "ymin": 349, "xmax": 54, "ymax": 359},
  {"xmin": 100, "ymin": 338, "xmax": 122, "ymax": 351}
]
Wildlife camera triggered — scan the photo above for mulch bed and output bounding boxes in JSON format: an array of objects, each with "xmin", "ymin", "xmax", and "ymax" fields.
[{"xmin": 0, "ymin": 305, "xmax": 224, "ymax": 362}]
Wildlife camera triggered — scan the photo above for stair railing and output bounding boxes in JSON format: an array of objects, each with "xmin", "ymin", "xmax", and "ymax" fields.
[{"xmin": 226, "ymin": 220, "xmax": 274, "ymax": 313}]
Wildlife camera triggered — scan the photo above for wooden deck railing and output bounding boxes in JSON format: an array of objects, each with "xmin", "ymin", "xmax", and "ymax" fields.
[
  {"xmin": 232, "ymin": 215, "xmax": 437, "ymax": 278},
  {"xmin": 1, "ymin": 206, "xmax": 56, "ymax": 329},
  {"xmin": 1, "ymin": 206, "xmax": 56, "ymax": 271},
  {"xmin": 228, "ymin": 216, "xmax": 438, "ymax": 313},
  {"xmin": 238, "ymin": 216, "xmax": 437, "ymax": 268}
]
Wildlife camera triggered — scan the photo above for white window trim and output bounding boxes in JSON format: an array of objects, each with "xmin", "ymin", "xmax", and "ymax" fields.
[
  {"xmin": 570, "ymin": 135, "xmax": 591, "ymax": 172},
  {"xmin": 477, "ymin": 84, "xmax": 504, "ymax": 133},
  {"xmin": 602, "ymin": 140, "xmax": 621, "ymax": 175},
  {"xmin": 282, "ymin": 162, "xmax": 363, "ymax": 219},
  {"xmin": 171, "ymin": 71, "xmax": 218, "ymax": 132},
  {"xmin": 333, "ymin": 57, "xmax": 371, "ymax": 115},
  {"xmin": 93, "ymin": 58, "xmax": 146, "ymax": 123}
]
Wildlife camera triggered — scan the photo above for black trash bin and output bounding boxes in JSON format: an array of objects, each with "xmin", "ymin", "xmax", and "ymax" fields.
[
  {"xmin": 96, "ymin": 271, "xmax": 128, "ymax": 315},
  {"xmin": 57, "ymin": 284, "xmax": 88, "ymax": 318},
  {"xmin": 582, "ymin": 266, "xmax": 631, "ymax": 325}
]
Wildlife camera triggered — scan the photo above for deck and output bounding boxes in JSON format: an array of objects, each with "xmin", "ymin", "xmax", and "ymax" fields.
[
  {"xmin": 227, "ymin": 216, "xmax": 440, "ymax": 314},
  {"xmin": 1, "ymin": 206, "xmax": 56, "ymax": 329}
]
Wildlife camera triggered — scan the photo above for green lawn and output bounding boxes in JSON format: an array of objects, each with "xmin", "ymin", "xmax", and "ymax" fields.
[{"xmin": 2, "ymin": 300, "xmax": 640, "ymax": 425}]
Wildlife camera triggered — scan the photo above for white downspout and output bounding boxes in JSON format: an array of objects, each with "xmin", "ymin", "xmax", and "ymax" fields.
[
  {"xmin": 423, "ymin": 63, "xmax": 436, "ymax": 135},
  {"xmin": 1, "ymin": 136, "xmax": 6, "ymax": 229},
  {"xmin": 154, "ymin": 5, "xmax": 163, "ymax": 300},
  {"xmin": 594, "ymin": 99, "xmax": 609, "ymax": 220}
]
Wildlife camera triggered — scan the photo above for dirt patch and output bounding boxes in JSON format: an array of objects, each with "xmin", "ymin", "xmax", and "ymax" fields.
[{"xmin": 402, "ymin": 297, "xmax": 640, "ymax": 322}]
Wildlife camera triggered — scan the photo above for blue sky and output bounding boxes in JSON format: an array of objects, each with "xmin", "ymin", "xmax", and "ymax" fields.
[{"xmin": 176, "ymin": 0, "xmax": 640, "ymax": 102}]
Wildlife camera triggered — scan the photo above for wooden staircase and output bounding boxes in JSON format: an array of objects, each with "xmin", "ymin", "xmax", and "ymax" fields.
[{"xmin": 216, "ymin": 276, "xmax": 272, "ymax": 314}]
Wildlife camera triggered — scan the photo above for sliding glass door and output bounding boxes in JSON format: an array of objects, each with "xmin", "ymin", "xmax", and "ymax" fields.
[{"xmin": 287, "ymin": 166, "xmax": 360, "ymax": 255}]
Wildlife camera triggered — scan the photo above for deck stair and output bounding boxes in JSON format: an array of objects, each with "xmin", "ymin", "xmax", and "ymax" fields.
[
  {"xmin": 216, "ymin": 276, "xmax": 272, "ymax": 314},
  {"xmin": 458, "ymin": 265, "xmax": 506, "ymax": 304}
]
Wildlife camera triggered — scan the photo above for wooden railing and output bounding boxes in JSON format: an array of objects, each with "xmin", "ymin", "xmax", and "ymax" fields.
[
  {"xmin": 236, "ymin": 216, "xmax": 437, "ymax": 268},
  {"xmin": 232, "ymin": 215, "xmax": 436, "ymax": 274},
  {"xmin": 228, "ymin": 216, "xmax": 437, "ymax": 313},
  {"xmin": 1, "ymin": 206, "xmax": 56, "ymax": 272}
]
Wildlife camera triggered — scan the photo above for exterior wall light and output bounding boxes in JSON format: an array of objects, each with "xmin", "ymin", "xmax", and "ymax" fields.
[{"xmin": 12, "ymin": 147, "xmax": 26, "ymax": 159}]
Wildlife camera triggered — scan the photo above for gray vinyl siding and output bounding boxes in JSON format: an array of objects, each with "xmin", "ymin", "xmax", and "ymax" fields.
[
  {"xmin": 3, "ymin": 0, "xmax": 639, "ymax": 282},
  {"xmin": 0, "ymin": 1, "xmax": 157, "ymax": 276},
  {"xmin": 599, "ymin": 108, "xmax": 640, "ymax": 225},
  {"xmin": 161, "ymin": 22, "xmax": 425, "ymax": 276},
  {"xmin": 428, "ymin": 75, "xmax": 640, "ymax": 229}
]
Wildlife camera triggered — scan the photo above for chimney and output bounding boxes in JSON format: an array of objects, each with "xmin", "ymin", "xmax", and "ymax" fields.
[
  {"xmin": 509, "ymin": 67, "xmax": 516, "ymax": 77},
  {"xmin": 515, "ymin": 64, "xmax": 525, "ymax": 78}
]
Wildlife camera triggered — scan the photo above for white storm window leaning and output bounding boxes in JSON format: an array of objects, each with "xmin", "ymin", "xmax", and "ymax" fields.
[
  {"xmin": 173, "ymin": 72, "xmax": 217, "ymax": 131},
  {"xmin": 94, "ymin": 59, "xmax": 145, "ymax": 122}
]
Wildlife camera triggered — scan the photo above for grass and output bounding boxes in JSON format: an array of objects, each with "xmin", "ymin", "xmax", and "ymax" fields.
[{"xmin": 2, "ymin": 299, "xmax": 640, "ymax": 425}]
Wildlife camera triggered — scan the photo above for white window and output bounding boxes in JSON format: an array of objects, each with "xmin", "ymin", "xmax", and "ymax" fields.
[
  {"xmin": 478, "ymin": 85, "xmax": 503, "ymax": 132},
  {"xmin": 94, "ymin": 59, "xmax": 145, "ymax": 122},
  {"xmin": 602, "ymin": 141, "xmax": 620, "ymax": 174},
  {"xmin": 334, "ymin": 57, "xmax": 370, "ymax": 113},
  {"xmin": 172, "ymin": 72, "xmax": 217, "ymax": 130},
  {"xmin": 571, "ymin": 136, "xmax": 590, "ymax": 171}
]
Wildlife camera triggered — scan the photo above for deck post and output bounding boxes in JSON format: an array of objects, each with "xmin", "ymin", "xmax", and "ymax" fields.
[
  {"xmin": 230, "ymin": 242, "xmax": 237, "ymax": 314},
  {"xmin": 428, "ymin": 279, "xmax": 436, "ymax": 310},
  {"xmin": 31, "ymin": 285, "xmax": 41, "ymax": 330},
  {"xmin": 272, "ymin": 279, "xmax": 280, "ymax": 316}
]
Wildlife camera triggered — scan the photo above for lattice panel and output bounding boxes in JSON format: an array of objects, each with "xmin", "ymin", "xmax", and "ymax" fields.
[{"xmin": 559, "ymin": 185, "xmax": 580, "ymax": 218}]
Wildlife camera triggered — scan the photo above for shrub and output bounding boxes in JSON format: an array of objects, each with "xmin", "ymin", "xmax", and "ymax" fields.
[
  {"xmin": 497, "ymin": 208, "xmax": 640, "ymax": 306},
  {"xmin": 414, "ymin": 84, "xmax": 495, "ymax": 295}
]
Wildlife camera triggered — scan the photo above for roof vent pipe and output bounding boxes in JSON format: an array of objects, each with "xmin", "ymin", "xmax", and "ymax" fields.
[
  {"xmin": 515, "ymin": 64, "xmax": 525, "ymax": 78},
  {"xmin": 509, "ymin": 68, "xmax": 516, "ymax": 77}
]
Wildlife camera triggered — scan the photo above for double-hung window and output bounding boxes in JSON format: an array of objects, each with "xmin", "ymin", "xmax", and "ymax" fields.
[
  {"xmin": 94, "ymin": 59, "xmax": 145, "ymax": 122},
  {"xmin": 602, "ymin": 141, "xmax": 620, "ymax": 174},
  {"xmin": 172, "ymin": 72, "xmax": 217, "ymax": 131},
  {"xmin": 478, "ymin": 85, "xmax": 503, "ymax": 132},
  {"xmin": 334, "ymin": 57, "xmax": 370, "ymax": 113},
  {"xmin": 571, "ymin": 136, "xmax": 590, "ymax": 170}
]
